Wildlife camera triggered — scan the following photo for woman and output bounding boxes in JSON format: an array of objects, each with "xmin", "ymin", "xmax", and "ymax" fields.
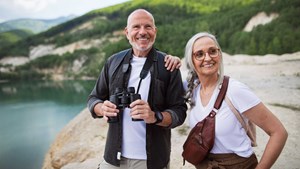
[{"xmin": 184, "ymin": 32, "xmax": 288, "ymax": 169}]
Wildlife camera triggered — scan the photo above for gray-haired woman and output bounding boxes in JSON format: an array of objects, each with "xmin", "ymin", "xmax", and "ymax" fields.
[{"xmin": 184, "ymin": 32, "xmax": 288, "ymax": 169}]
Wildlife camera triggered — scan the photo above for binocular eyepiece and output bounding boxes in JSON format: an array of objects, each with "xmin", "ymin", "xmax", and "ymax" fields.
[{"xmin": 108, "ymin": 87, "xmax": 141, "ymax": 123}]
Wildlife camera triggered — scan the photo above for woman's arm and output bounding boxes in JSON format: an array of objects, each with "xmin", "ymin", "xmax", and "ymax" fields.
[{"xmin": 243, "ymin": 103, "xmax": 288, "ymax": 169}]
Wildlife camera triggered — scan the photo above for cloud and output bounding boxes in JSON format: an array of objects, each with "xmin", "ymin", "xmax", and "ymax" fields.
[
  {"xmin": 0, "ymin": 0, "xmax": 129, "ymax": 22},
  {"xmin": 13, "ymin": 0, "xmax": 58, "ymax": 12}
]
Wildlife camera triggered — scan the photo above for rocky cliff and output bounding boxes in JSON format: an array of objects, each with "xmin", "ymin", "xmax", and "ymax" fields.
[{"xmin": 42, "ymin": 108, "xmax": 107, "ymax": 169}]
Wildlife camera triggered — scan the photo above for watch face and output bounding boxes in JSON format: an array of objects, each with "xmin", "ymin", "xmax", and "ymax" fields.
[{"xmin": 155, "ymin": 111, "xmax": 163, "ymax": 123}]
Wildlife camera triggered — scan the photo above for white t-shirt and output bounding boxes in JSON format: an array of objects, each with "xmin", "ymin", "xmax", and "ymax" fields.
[
  {"xmin": 121, "ymin": 55, "xmax": 151, "ymax": 160},
  {"xmin": 189, "ymin": 78, "xmax": 261, "ymax": 157}
]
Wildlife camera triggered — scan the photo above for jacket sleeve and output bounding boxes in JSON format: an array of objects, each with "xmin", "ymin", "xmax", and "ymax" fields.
[
  {"xmin": 87, "ymin": 60, "xmax": 110, "ymax": 118},
  {"xmin": 164, "ymin": 69, "xmax": 187, "ymax": 128}
]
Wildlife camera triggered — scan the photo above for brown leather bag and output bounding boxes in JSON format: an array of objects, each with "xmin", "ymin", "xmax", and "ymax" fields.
[{"xmin": 182, "ymin": 76, "xmax": 229, "ymax": 166}]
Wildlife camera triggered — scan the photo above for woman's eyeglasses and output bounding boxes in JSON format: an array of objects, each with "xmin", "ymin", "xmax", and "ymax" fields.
[{"xmin": 193, "ymin": 47, "xmax": 220, "ymax": 61}]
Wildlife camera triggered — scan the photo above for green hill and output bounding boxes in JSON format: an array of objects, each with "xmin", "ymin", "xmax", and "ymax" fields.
[
  {"xmin": 0, "ymin": 29, "xmax": 33, "ymax": 45},
  {"xmin": 0, "ymin": 0, "xmax": 299, "ymax": 81}
]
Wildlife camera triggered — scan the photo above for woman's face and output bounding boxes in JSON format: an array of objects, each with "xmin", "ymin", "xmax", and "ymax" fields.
[{"xmin": 192, "ymin": 37, "xmax": 221, "ymax": 77}]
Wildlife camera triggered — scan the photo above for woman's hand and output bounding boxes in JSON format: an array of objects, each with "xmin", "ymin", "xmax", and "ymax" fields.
[{"xmin": 164, "ymin": 55, "xmax": 181, "ymax": 71}]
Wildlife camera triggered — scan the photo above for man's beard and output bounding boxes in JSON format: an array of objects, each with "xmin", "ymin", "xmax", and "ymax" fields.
[{"xmin": 129, "ymin": 39, "xmax": 155, "ymax": 52}]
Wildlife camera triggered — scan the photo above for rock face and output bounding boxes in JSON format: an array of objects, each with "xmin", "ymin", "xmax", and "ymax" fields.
[
  {"xmin": 43, "ymin": 52, "xmax": 300, "ymax": 169},
  {"xmin": 42, "ymin": 108, "xmax": 107, "ymax": 169},
  {"xmin": 243, "ymin": 12, "xmax": 279, "ymax": 32},
  {"xmin": 0, "ymin": 56, "xmax": 29, "ymax": 72}
]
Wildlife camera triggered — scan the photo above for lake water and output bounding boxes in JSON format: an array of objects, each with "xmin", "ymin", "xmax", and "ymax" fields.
[{"xmin": 0, "ymin": 80, "xmax": 95, "ymax": 169}]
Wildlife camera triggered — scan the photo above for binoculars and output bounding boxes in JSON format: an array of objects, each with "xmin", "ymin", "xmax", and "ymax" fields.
[{"xmin": 108, "ymin": 87, "xmax": 141, "ymax": 123}]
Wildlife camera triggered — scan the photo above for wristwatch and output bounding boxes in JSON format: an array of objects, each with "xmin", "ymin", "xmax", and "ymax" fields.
[{"xmin": 154, "ymin": 111, "xmax": 163, "ymax": 124}]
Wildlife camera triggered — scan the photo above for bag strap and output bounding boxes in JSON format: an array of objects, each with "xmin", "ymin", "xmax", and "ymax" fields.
[
  {"xmin": 225, "ymin": 96, "xmax": 257, "ymax": 146},
  {"xmin": 213, "ymin": 76, "xmax": 229, "ymax": 113},
  {"xmin": 225, "ymin": 96, "xmax": 248, "ymax": 130}
]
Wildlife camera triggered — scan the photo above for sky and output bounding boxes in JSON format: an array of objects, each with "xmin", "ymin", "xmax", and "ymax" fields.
[{"xmin": 0, "ymin": 0, "xmax": 130, "ymax": 23}]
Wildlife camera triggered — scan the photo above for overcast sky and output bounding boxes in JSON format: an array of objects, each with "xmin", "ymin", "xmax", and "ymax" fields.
[{"xmin": 0, "ymin": 0, "xmax": 130, "ymax": 23}]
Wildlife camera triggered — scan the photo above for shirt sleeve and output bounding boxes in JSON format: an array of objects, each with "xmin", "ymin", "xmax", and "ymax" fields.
[{"xmin": 227, "ymin": 78, "xmax": 261, "ymax": 114}]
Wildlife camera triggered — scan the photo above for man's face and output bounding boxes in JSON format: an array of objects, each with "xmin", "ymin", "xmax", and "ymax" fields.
[{"xmin": 125, "ymin": 11, "xmax": 157, "ymax": 55}]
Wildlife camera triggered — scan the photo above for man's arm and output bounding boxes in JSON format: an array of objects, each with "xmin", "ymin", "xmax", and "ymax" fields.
[
  {"xmin": 164, "ymin": 69, "xmax": 187, "ymax": 128},
  {"xmin": 87, "ymin": 62, "xmax": 110, "ymax": 118}
]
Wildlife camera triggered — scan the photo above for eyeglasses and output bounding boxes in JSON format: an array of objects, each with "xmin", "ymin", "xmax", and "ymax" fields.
[{"xmin": 193, "ymin": 47, "xmax": 220, "ymax": 61}]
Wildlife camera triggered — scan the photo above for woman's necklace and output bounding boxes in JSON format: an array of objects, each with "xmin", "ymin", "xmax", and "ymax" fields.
[{"xmin": 200, "ymin": 84, "xmax": 217, "ymax": 107}]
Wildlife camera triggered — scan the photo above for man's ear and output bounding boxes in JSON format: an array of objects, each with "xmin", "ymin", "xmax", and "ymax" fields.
[{"xmin": 124, "ymin": 27, "xmax": 129, "ymax": 38}]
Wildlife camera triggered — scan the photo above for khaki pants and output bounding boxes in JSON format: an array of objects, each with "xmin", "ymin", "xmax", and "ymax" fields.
[{"xmin": 99, "ymin": 157, "xmax": 170, "ymax": 169}]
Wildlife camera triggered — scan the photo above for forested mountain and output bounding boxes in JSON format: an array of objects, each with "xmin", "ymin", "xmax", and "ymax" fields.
[
  {"xmin": 0, "ymin": 0, "xmax": 299, "ymax": 81},
  {"xmin": 0, "ymin": 16, "xmax": 76, "ymax": 46},
  {"xmin": 0, "ymin": 15, "xmax": 76, "ymax": 34}
]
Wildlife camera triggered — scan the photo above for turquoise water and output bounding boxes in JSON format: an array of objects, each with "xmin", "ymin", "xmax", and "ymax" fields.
[{"xmin": 0, "ymin": 80, "xmax": 95, "ymax": 169}]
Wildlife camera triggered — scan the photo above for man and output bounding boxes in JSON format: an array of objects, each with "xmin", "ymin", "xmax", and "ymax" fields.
[{"xmin": 87, "ymin": 9, "xmax": 187, "ymax": 169}]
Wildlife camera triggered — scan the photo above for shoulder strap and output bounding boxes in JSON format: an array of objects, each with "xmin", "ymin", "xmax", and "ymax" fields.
[
  {"xmin": 140, "ymin": 48, "xmax": 155, "ymax": 79},
  {"xmin": 213, "ymin": 76, "xmax": 230, "ymax": 111},
  {"xmin": 225, "ymin": 96, "xmax": 248, "ymax": 129},
  {"xmin": 225, "ymin": 96, "xmax": 257, "ymax": 147},
  {"xmin": 136, "ymin": 49, "xmax": 155, "ymax": 93}
]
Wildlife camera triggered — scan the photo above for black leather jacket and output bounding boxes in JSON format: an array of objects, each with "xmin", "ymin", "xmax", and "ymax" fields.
[{"xmin": 87, "ymin": 48, "xmax": 187, "ymax": 169}]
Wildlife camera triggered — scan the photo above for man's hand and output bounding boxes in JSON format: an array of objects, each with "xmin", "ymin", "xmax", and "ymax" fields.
[
  {"xmin": 129, "ymin": 99, "xmax": 156, "ymax": 124},
  {"xmin": 164, "ymin": 55, "xmax": 181, "ymax": 72},
  {"xmin": 95, "ymin": 101, "xmax": 119, "ymax": 121}
]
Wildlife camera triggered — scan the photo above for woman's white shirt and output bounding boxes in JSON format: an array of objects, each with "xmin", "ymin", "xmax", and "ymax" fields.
[{"xmin": 189, "ymin": 78, "xmax": 261, "ymax": 157}]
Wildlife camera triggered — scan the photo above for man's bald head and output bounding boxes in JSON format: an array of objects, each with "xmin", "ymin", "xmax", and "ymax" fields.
[{"xmin": 127, "ymin": 9, "xmax": 156, "ymax": 27}]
